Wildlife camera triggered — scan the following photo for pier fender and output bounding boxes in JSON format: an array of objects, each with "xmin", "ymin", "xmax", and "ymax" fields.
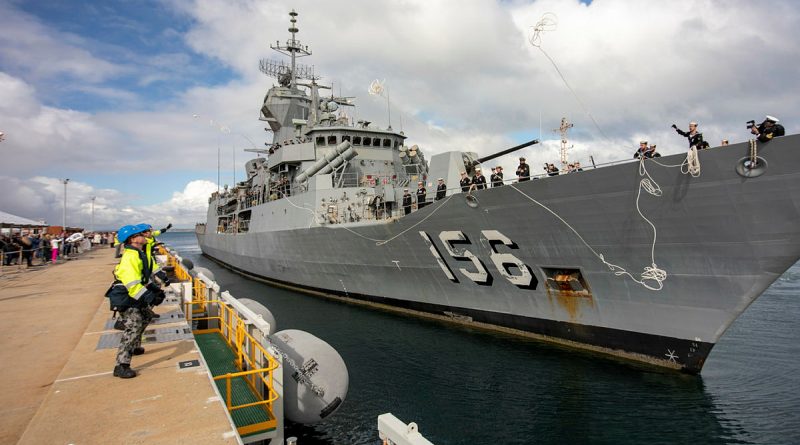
[
  {"xmin": 270, "ymin": 329, "xmax": 349, "ymax": 424},
  {"xmin": 181, "ymin": 258, "xmax": 195, "ymax": 270},
  {"xmin": 736, "ymin": 156, "xmax": 767, "ymax": 178},
  {"xmin": 193, "ymin": 266, "xmax": 215, "ymax": 282},
  {"xmin": 238, "ymin": 298, "xmax": 277, "ymax": 334}
]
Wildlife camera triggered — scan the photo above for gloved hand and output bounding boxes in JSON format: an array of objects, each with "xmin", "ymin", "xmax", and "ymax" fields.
[
  {"xmin": 140, "ymin": 289, "xmax": 157, "ymax": 307},
  {"xmin": 161, "ymin": 223, "xmax": 172, "ymax": 232},
  {"xmin": 155, "ymin": 270, "xmax": 170, "ymax": 286},
  {"xmin": 153, "ymin": 288, "xmax": 166, "ymax": 306},
  {"xmin": 146, "ymin": 282, "xmax": 161, "ymax": 293},
  {"xmin": 671, "ymin": 123, "xmax": 678, "ymax": 129}
]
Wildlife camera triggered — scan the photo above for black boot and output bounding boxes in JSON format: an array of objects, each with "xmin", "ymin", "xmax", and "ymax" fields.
[
  {"xmin": 113, "ymin": 364, "xmax": 137, "ymax": 379},
  {"xmin": 133, "ymin": 347, "xmax": 145, "ymax": 355}
]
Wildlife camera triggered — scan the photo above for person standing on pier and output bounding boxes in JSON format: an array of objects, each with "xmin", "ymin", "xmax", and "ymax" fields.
[
  {"xmin": 138, "ymin": 222, "xmax": 172, "ymax": 281},
  {"xmin": 137, "ymin": 223, "xmax": 172, "ymax": 319},
  {"xmin": 50, "ymin": 235, "xmax": 61, "ymax": 263},
  {"xmin": 108, "ymin": 225, "xmax": 165, "ymax": 379}
]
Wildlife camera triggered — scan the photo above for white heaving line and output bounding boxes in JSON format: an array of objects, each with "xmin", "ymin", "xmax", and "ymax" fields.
[
  {"xmin": 378, "ymin": 413, "xmax": 436, "ymax": 445},
  {"xmin": 337, "ymin": 194, "xmax": 455, "ymax": 246},
  {"xmin": 510, "ymin": 148, "xmax": 702, "ymax": 291}
]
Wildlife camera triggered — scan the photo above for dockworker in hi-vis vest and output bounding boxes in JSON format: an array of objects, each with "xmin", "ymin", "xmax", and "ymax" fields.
[
  {"xmin": 107, "ymin": 224, "xmax": 166, "ymax": 379},
  {"xmin": 137, "ymin": 222, "xmax": 173, "ymax": 319}
]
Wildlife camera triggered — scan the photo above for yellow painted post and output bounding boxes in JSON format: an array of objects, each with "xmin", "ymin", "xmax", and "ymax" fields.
[
  {"xmin": 226, "ymin": 375, "xmax": 232, "ymax": 410},
  {"xmin": 235, "ymin": 318, "xmax": 245, "ymax": 369}
]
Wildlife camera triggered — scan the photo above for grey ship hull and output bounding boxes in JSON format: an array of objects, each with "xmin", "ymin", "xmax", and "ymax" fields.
[{"xmin": 198, "ymin": 136, "xmax": 800, "ymax": 373}]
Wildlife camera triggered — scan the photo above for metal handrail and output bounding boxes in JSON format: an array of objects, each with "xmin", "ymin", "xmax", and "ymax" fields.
[
  {"xmin": 163, "ymin": 249, "xmax": 280, "ymax": 424},
  {"xmin": 187, "ymin": 299, "xmax": 280, "ymax": 413}
]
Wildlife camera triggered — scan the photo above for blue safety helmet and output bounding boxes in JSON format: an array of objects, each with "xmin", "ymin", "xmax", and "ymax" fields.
[
  {"xmin": 117, "ymin": 224, "xmax": 144, "ymax": 243},
  {"xmin": 137, "ymin": 223, "xmax": 153, "ymax": 231}
]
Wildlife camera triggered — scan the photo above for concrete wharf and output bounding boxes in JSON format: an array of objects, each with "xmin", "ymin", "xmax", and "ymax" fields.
[{"xmin": 0, "ymin": 248, "xmax": 238, "ymax": 444}]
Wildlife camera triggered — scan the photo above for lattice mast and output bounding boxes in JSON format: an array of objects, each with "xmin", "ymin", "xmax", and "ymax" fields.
[
  {"xmin": 260, "ymin": 10, "xmax": 315, "ymax": 88},
  {"xmin": 554, "ymin": 117, "xmax": 574, "ymax": 170}
]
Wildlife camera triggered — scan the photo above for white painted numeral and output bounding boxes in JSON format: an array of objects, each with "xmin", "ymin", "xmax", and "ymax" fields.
[
  {"xmin": 481, "ymin": 230, "xmax": 537, "ymax": 289},
  {"xmin": 438, "ymin": 231, "xmax": 491, "ymax": 284},
  {"xmin": 419, "ymin": 231, "xmax": 457, "ymax": 282}
]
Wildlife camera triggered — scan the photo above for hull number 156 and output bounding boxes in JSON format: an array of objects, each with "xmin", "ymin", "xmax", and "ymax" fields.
[{"xmin": 419, "ymin": 230, "xmax": 538, "ymax": 289}]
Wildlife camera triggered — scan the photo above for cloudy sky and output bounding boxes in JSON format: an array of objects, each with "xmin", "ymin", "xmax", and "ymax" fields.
[{"xmin": 0, "ymin": 0, "xmax": 797, "ymax": 230}]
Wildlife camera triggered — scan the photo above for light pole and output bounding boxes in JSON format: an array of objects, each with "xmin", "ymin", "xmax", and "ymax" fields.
[
  {"xmin": 90, "ymin": 196, "xmax": 96, "ymax": 232},
  {"xmin": 62, "ymin": 179, "xmax": 70, "ymax": 230}
]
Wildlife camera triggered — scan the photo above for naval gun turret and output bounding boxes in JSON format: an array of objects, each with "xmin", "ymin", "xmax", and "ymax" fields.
[{"xmin": 462, "ymin": 138, "xmax": 540, "ymax": 175}]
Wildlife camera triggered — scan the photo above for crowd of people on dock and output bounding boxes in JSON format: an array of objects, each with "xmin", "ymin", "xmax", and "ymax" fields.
[{"xmin": 0, "ymin": 231, "xmax": 116, "ymax": 267}]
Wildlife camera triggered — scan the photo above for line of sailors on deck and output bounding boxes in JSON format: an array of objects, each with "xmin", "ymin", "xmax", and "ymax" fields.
[{"xmin": 636, "ymin": 115, "xmax": 786, "ymax": 159}]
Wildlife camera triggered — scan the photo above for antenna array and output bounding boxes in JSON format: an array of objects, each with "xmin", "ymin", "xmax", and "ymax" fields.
[{"xmin": 259, "ymin": 59, "xmax": 317, "ymax": 83}]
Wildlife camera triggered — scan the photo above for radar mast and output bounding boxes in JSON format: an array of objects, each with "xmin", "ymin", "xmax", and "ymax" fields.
[{"xmin": 260, "ymin": 10, "xmax": 316, "ymax": 87}]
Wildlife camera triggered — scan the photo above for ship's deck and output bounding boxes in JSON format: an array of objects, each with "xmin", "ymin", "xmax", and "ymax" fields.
[{"xmin": 0, "ymin": 247, "xmax": 239, "ymax": 444}]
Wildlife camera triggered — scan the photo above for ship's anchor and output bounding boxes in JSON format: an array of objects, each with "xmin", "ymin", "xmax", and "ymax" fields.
[{"xmin": 736, "ymin": 139, "xmax": 767, "ymax": 178}]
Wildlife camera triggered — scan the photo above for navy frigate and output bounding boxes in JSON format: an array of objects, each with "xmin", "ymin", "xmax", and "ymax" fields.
[{"xmin": 197, "ymin": 11, "xmax": 800, "ymax": 374}]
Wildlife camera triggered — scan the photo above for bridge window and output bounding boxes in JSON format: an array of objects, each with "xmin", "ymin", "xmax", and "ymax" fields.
[
  {"xmin": 382, "ymin": 138, "xmax": 391, "ymax": 148},
  {"xmin": 372, "ymin": 138, "xmax": 382, "ymax": 147},
  {"xmin": 327, "ymin": 135, "xmax": 337, "ymax": 145},
  {"xmin": 353, "ymin": 136, "xmax": 362, "ymax": 145},
  {"xmin": 363, "ymin": 137, "xmax": 372, "ymax": 146},
  {"xmin": 342, "ymin": 135, "xmax": 351, "ymax": 143},
  {"xmin": 316, "ymin": 136, "xmax": 326, "ymax": 146}
]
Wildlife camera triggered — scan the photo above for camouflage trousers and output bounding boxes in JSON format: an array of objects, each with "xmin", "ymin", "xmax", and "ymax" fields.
[{"xmin": 115, "ymin": 306, "xmax": 154, "ymax": 366}]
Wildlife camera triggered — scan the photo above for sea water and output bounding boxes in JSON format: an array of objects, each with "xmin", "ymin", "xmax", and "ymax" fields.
[{"xmin": 161, "ymin": 231, "xmax": 799, "ymax": 445}]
